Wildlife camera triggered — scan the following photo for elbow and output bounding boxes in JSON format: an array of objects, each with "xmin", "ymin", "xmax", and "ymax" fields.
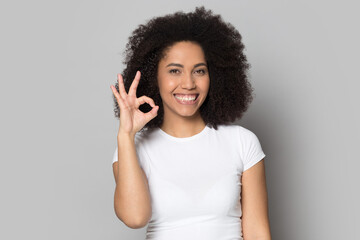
[
  {"xmin": 124, "ymin": 219, "xmax": 148, "ymax": 229},
  {"xmin": 114, "ymin": 209, "xmax": 150, "ymax": 229},
  {"xmin": 121, "ymin": 216, "xmax": 150, "ymax": 229}
]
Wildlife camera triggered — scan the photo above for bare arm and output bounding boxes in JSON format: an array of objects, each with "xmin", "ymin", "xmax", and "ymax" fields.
[
  {"xmin": 112, "ymin": 133, "xmax": 151, "ymax": 229},
  {"xmin": 241, "ymin": 159, "xmax": 272, "ymax": 240},
  {"xmin": 110, "ymin": 71, "xmax": 158, "ymax": 229}
]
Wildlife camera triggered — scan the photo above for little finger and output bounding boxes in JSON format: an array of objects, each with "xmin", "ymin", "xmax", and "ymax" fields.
[{"xmin": 110, "ymin": 85, "xmax": 126, "ymax": 109}]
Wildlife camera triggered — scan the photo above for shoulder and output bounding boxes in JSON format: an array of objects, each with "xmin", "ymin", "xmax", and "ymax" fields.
[
  {"xmin": 237, "ymin": 125, "xmax": 259, "ymax": 139},
  {"xmin": 214, "ymin": 124, "xmax": 241, "ymax": 133},
  {"xmin": 215, "ymin": 124, "xmax": 261, "ymax": 148},
  {"xmin": 215, "ymin": 124, "xmax": 255, "ymax": 137}
]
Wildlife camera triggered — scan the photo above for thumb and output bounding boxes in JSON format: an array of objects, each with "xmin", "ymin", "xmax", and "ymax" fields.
[{"xmin": 144, "ymin": 105, "xmax": 159, "ymax": 122}]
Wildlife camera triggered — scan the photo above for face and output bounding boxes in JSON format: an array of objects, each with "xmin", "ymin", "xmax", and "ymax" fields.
[{"xmin": 157, "ymin": 41, "xmax": 210, "ymax": 122}]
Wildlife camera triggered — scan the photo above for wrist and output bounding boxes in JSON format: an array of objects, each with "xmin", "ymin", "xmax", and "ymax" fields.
[{"xmin": 117, "ymin": 131, "xmax": 136, "ymax": 140}]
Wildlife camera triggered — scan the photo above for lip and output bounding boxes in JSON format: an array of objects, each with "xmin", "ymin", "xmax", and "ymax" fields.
[
  {"xmin": 173, "ymin": 93, "xmax": 199, "ymax": 96},
  {"xmin": 173, "ymin": 94, "xmax": 199, "ymax": 105}
]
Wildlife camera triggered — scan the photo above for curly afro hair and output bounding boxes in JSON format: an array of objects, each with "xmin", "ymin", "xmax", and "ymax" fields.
[{"xmin": 112, "ymin": 6, "xmax": 254, "ymax": 131}]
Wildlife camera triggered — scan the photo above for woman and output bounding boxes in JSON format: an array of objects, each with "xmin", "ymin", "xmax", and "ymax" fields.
[{"xmin": 110, "ymin": 6, "xmax": 271, "ymax": 240}]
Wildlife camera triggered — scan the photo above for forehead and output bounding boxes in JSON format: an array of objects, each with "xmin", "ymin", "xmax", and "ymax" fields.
[{"xmin": 160, "ymin": 41, "xmax": 206, "ymax": 63}]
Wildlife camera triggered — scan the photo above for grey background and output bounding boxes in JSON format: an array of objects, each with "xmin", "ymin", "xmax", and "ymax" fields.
[{"xmin": 0, "ymin": 0, "xmax": 358, "ymax": 239}]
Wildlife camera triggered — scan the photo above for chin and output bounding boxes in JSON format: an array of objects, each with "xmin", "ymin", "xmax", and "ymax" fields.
[{"xmin": 177, "ymin": 109, "xmax": 202, "ymax": 118}]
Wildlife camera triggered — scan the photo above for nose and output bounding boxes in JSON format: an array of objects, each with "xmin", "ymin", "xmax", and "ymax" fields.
[{"xmin": 180, "ymin": 73, "xmax": 196, "ymax": 89}]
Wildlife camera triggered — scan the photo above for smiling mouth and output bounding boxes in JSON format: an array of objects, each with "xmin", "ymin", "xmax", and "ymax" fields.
[
  {"xmin": 173, "ymin": 94, "xmax": 199, "ymax": 104},
  {"xmin": 173, "ymin": 94, "xmax": 199, "ymax": 100}
]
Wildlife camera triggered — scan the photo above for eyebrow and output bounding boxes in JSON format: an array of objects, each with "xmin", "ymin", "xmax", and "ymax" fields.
[{"xmin": 166, "ymin": 63, "xmax": 207, "ymax": 68}]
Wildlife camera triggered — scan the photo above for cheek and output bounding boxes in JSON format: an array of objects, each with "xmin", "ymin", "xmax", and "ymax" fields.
[
  {"xmin": 201, "ymin": 77, "xmax": 210, "ymax": 92},
  {"xmin": 160, "ymin": 79, "xmax": 177, "ymax": 92}
]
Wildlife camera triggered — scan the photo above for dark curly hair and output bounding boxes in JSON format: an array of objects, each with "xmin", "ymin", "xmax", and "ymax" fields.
[{"xmin": 112, "ymin": 6, "xmax": 254, "ymax": 131}]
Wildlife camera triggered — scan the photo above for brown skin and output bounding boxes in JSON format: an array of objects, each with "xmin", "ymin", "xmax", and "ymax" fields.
[
  {"xmin": 110, "ymin": 71, "xmax": 158, "ymax": 228},
  {"xmin": 157, "ymin": 41, "xmax": 271, "ymax": 239},
  {"xmin": 157, "ymin": 41, "xmax": 210, "ymax": 137},
  {"xmin": 241, "ymin": 160, "xmax": 272, "ymax": 240},
  {"xmin": 111, "ymin": 40, "xmax": 271, "ymax": 239},
  {"xmin": 113, "ymin": 7, "xmax": 255, "ymax": 131}
]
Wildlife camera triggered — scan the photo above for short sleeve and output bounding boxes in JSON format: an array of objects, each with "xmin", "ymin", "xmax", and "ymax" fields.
[
  {"xmin": 241, "ymin": 128, "xmax": 266, "ymax": 172},
  {"xmin": 112, "ymin": 147, "xmax": 117, "ymax": 164},
  {"xmin": 111, "ymin": 132, "xmax": 151, "ymax": 177}
]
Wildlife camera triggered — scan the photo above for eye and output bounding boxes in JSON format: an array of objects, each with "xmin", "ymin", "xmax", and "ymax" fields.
[
  {"xmin": 195, "ymin": 69, "xmax": 206, "ymax": 74},
  {"xmin": 169, "ymin": 69, "xmax": 181, "ymax": 74}
]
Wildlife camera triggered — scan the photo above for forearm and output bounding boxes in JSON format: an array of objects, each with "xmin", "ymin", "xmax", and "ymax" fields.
[
  {"xmin": 114, "ymin": 133, "xmax": 151, "ymax": 228},
  {"xmin": 246, "ymin": 235, "xmax": 271, "ymax": 240},
  {"xmin": 243, "ymin": 226, "xmax": 271, "ymax": 240},
  {"xmin": 246, "ymin": 237, "xmax": 271, "ymax": 240}
]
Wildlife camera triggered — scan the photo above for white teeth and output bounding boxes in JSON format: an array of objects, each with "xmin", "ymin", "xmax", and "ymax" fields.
[{"xmin": 174, "ymin": 95, "xmax": 197, "ymax": 101}]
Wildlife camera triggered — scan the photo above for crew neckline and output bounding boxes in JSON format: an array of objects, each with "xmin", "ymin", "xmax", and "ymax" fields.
[{"xmin": 158, "ymin": 124, "xmax": 210, "ymax": 142}]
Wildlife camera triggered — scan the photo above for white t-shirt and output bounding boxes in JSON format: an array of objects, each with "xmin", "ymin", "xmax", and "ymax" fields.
[{"xmin": 112, "ymin": 124, "xmax": 266, "ymax": 240}]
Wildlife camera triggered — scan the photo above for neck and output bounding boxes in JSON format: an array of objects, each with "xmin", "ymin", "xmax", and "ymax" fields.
[{"xmin": 160, "ymin": 112, "xmax": 206, "ymax": 138}]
